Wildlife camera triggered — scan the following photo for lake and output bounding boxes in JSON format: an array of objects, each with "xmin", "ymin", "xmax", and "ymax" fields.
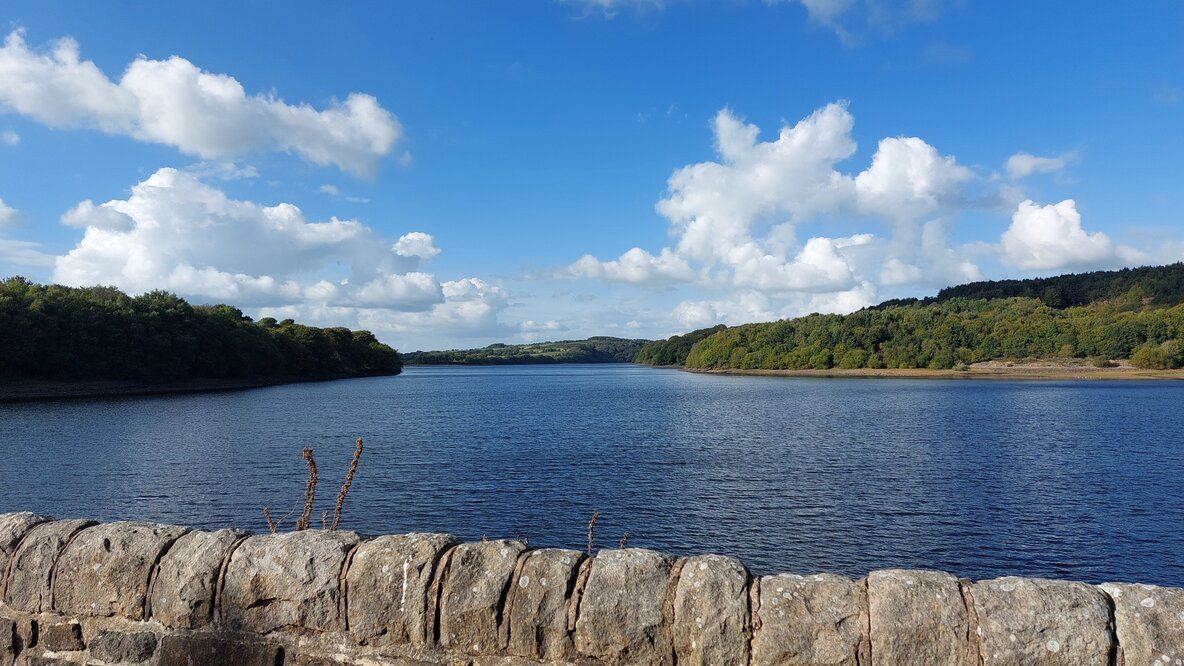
[{"xmin": 1, "ymin": 364, "xmax": 1181, "ymax": 585}]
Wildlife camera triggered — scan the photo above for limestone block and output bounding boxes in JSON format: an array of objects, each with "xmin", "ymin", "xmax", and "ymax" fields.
[
  {"xmin": 3, "ymin": 519, "xmax": 95, "ymax": 612},
  {"xmin": 751, "ymin": 572, "xmax": 860, "ymax": 666},
  {"xmin": 0, "ymin": 512, "xmax": 50, "ymax": 579},
  {"xmin": 574, "ymin": 548, "xmax": 674, "ymax": 665},
  {"xmin": 151, "ymin": 634, "xmax": 280, "ymax": 666},
  {"xmin": 504, "ymin": 548, "xmax": 584, "ymax": 660},
  {"xmin": 672, "ymin": 555, "xmax": 749, "ymax": 666},
  {"xmin": 53, "ymin": 521, "xmax": 189, "ymax": 620},
  {"xmin": 221, "ymin": 529, "xmax": 360, "ymax": 634},
  {"xmin": 88, "ymin": 630, "xmax": 159, "ymax": 663},
  {"xmin": 868, "ymin": 569, "xmax": 968, "ymax": 665},
  {"xmin": 438, "ymin": 539, "xmax": 527, "ymax": 655},
  {"xmin": 1101, "ymin": 582, "xmax": 1184, "ymax": 666},
  {"xmin": 148, "ymin": 528, "xmax": 244, "ymax": 629},
  {"xmin": 972, "ymin": 576, "xmax": 1111, "ymax": 665},
  {"xmin": 40, "ymin": 621, "xmax": 84, "ymax": 652},
  {"xmin": 347, "ymin": 532, "xmax": 459, "ymax": 646}
]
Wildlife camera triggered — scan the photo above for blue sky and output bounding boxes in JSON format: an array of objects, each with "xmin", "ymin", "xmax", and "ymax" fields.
[{"xmin": 0, "ymin": 1, "xmax": 1181, "ymax": 350}]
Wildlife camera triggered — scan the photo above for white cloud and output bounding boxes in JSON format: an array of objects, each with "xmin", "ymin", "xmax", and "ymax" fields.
[
  {"xmin": 393, "ymin": 231, "xmax": 441, "ymax": 260},
  {"xmin": 50, "ymin": 168, "xmax": 466, "ymax": 318},
  {"xmin": 0, "ymin": 239, "xmax": 53, "ymax": 268},
  {"xmin": 778, "ymin": 0, "xmax": 950, "ymax": 45},
  {"xmin": 571, "ymin": 102, "xmax": 981, "ymax": 305},
  {"xmin": 186, "ymin": 161, "xmax": 258, "ymax": 181},
  {"xmin": 1, "ymin": 130, "xmax": 17, "ymax": 145},
  {"xmin": 0, "ymin": 30, "xmax": 403, "ymax": 176},
  {"xmin": 319, "ymin": 184, "xmax": 341, "ymax": 196},
  {"xmin": 1005, "ymin": 151, "xmax": 1075, "ymax": 180},
  {"xmin": 568, "ymin": 247, "xmax": 693, "ymax": 285},
  {"xmin": 0, "ymin": 197, "xmax": 16, "ymax": 227},
  {"xmin": 1000, "ymin": 199, "xmax": 1135, "ymax": 271},
  {"xmin": 855, "ymin": 136, "xmax": 971, "ymax": 221}
]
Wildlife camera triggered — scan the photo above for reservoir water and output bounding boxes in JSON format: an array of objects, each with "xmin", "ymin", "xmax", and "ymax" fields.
[{"xmin": 1, "ymin": 364, "xmax": 1181, "ymax": 585}]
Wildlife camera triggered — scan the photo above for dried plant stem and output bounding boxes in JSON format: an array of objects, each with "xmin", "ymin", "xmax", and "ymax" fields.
[
  {"xmin": 587, "ymin": 511, "xmax": 599, "ymax": 556},
  {"xmin": 263, "ymin": 507, "xmax": 277, "ymax": 534},
  {"xmin": 296, "ymin": 447, "xmax": 318, "ymax": 531},
  {"xmin": 331, "ymin": 437, "xmax": 364, "ymax": 531}
]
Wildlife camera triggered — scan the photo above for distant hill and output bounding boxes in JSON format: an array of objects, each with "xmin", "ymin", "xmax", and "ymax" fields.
[
  {"xmin": 404, "ymin": 336, "xmax": 649, "ymax": 365},
  {"xmin": 0, "ymin": 277, "xmax": 401, "ymax": 382},
  {"xmin": 636, "ymin": 263, "xmax": 1184, "ymax": 371}
]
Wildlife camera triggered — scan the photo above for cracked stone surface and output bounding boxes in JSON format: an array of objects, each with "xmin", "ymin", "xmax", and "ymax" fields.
[
  {"xmin": 1101, "ymin": 582, "xmax": 1184, "ymax": 666},
  {"xmin": 53, "ymin": 521, "xmax": 189, "ymax": 620},
  {"xmin": 3, "ymin": 518, "xmax": 94, "ymax": 613},
  {"xmin": 221, "ymin": 529, "xmax": 360, "ymax": 634},
  {"xmin": 347, "ymin": 532, "xmax": 459, "ymax": 646},
  {"xmin": 868, "ymin": 569, "xmax": 968, "ymax": 666},
  {"xmin": 504, "ymin": 548, "xmax": 583, "ymax": 661},
  {"xmin": 573, "ymin": 548, "xmax": 674, "ymax": 665},
  {"xmin": 752, "ymin": 572, "xmax": 861, "ymax": 666},
  {"xmin": 438, "ymin": 539, "xmax": 526, "ymax": 655},
  {"xmin": 148, "ymin": 528, "xmax": 244, "ymax": 629},
  {"xmin": 972, "ymin": 577, "xmax": 1111, "ymax": 666}
]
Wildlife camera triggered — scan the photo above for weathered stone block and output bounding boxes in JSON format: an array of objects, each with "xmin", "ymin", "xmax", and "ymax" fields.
[
  {"xmin": 868, "ymin": 569, "xmax": 968, "ymax": 665},
  {"xmin": 89, "ymin": 630, "xmax": 159, "ymax": 663},
  {"xmin": 574, "ymin": 548, "xmax": 674, "ymax": 665},
  {"xmin": 148, "ymin": 529, "xmax": 243, "ymax": 629},
  {"xmin": 504, "ymin": 548, "xmax": 583, "ymax": 661},
  {"xmin": 1101, "ymin": 582, "xmax": 1184, "ymax": 666},
  {"xmin": 972, "ymin": 576, "xmax": 1111, "ymax": 665},
  {"xmin": 672, "ymin": 555, "xmax": 748, "ymax": 666},
  {"xmin": 347, "ymin": 532, "xmax": 459, "ymax": 646},
  {"xmin": 3, "ymin": 519, "xmax": 95, "ymax": 613},
  {"xmin": 438, "ymin": 539, "xmax": 526, "ymax": 655},
  {"xmin": 0, "ymin": 512, "xmax": 50, "ymax": 582},
  {"xmin": 221, "ymin": 529, "xmax": 359, "ymax": 634},
  {"xmin": 53, "ymin": 521, "xmax": 189, "ymax": 620},
  {"xmin": 0, "ymin": 616, "xmax": 16, "ymax": 666},
  {"xmin": 40, "ymin": 621, "xmax": 83, "ymax": 652},
  {"xmin": 751, "ymin": 572, "xmax": 860, "ymax": 666},
  {"xmin": 151, "ymin": 634, "xmax": 280, "ymax": 666}
]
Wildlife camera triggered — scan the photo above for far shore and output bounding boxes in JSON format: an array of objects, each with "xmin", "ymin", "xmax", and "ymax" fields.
[
  {"xmin": 0, "ymin": 371, "xmax": 398, "ymax": 403},
  {"xmin": 679, "ymin": 360, "xmax": 1184, "ymax": 381}
]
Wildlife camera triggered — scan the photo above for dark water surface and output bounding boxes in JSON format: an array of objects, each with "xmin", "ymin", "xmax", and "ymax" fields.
[{"xmin": 2, "ymin": 365, "xmax": 1182, "ymax": 585}]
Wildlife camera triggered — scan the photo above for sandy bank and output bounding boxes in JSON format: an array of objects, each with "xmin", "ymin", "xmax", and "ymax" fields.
[{"xmin": 680, "ymin": 359, "xmax": 1184, "ymax": 381}]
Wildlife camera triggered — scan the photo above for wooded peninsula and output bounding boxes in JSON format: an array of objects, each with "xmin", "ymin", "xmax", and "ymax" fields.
[
  {"xmin": 0, "ymin": 278, "xmax": 401, "ymax": 391},
  {"xmin": 637, "ymin": 263, "xmax": 1184, "ymax": 373}
]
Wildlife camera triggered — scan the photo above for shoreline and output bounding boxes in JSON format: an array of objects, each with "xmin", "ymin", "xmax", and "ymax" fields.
[
  {"xmin": 678, "ymin": 364, "xmax": 1184, "ymax": 381},
  {"xmin": 0, "ymin": 371, "xmax": 399, "ymax": 403}
]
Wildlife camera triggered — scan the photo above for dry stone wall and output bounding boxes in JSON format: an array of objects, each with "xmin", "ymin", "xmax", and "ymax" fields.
[{"xmin": 0, "ymin": 511, "xmax": 1181, "ymax": 665}]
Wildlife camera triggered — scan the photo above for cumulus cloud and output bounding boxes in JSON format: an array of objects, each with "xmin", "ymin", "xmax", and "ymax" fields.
[
  {"xmin": 569, "ymin": 102, "xmax": 980, "ymax": 318},
  {"xmin": 0, "ymin": 197, "xmax": 16, "ymax": 227},
  {"xmin": 1005, "ymin": 151, "xmax": 1075, "ymax": 180},
  {"xmin": 49, "ymin": 168, "xmax": 498, "ymax": 331},
  {"xmin": 1000, "ymin": 199, "xmax": 1136, "ymax": 271},
  {"xmin": 393, "ymin": 231, "xmax": 441, "ymax": 260},
  {"xmin": 567, "ymin": 247, "xmax": 693, "ymax": 284},
  {"xmin": 1, "ymin": 130, "xmax": 17, "ymax": 145},
  {"xmin": 0, "ymin": 30, "xmax": 403, "ymax": 176}
]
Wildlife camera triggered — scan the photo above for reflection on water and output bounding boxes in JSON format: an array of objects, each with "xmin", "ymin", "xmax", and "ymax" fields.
[{"xmin": 1, "ymin": 365, "xmax": 1182, "ymax": 584}]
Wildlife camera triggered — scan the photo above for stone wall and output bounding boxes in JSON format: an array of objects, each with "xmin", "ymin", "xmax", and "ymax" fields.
[{"xmin": 0, "ymin": 512, "xmax": 1180, "ymax": 665}]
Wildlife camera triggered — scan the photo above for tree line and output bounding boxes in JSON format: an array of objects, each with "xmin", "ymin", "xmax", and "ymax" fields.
[
  {"xmin": 0, "ymin": 277, "xmax": 401, "ymax": 381},
  {"xmin": 404, "ymin": 336, "xmax": 648, "ymax": 365},
  {"xmin": 636, "ymin": 264, "xmax": 1184, "ymax": 371}
]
